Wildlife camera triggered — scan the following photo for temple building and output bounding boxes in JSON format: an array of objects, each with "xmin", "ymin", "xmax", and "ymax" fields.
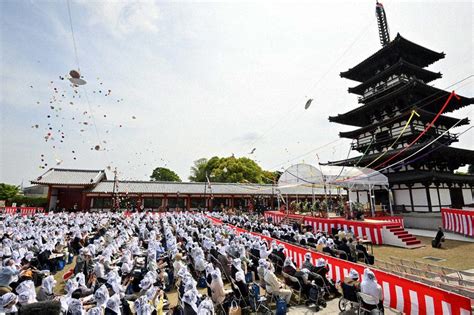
[
  {"xmin": 328, "ymin": 33, "xmax": 474, "ymax": 212},
  {"xmin": 31, "ymin": 168, "xmax": 337, "ymax": 211}
]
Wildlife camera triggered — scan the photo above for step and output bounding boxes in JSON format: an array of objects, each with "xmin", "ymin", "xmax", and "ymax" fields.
[
  {"xmin": 388, "ymin": 227, "xmax": 404, "ymax": 232},
  {"xmin": 406, "ymin": 240, "xmax": 422, "ymax": 246},
  {"xmin": 400, "ymin": 236, "xmax": 418, "ymax": 242},
  {"xmin": 394, "ymin": 231, "xmax": 409, "ymax": 236}
]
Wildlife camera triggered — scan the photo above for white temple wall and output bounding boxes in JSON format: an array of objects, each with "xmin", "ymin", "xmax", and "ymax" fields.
[{"xmin": 462, "ymin": 188, "xmax": 473, "ymax": 206}]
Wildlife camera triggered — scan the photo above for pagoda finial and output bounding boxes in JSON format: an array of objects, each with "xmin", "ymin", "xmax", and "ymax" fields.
[{"xmin": 375, "ymin": 1, "xmax": 391, "ymax": 47}]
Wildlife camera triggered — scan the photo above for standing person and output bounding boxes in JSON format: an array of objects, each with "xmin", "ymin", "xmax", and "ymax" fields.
[{"xmin": 360, "ymin": 268, "xmax": 383, "ymax": 312}]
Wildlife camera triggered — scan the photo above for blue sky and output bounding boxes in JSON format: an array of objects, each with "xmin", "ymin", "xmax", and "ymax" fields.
[{"xmin": 1, "ymin": 0, "xmax": 472, "ymax": 185}]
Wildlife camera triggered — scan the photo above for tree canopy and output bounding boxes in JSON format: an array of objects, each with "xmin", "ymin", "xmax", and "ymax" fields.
[
  {"xmin": 0, "ymin": 183, "xmax": 21, "ymax": 200},
  {"xmin": 150, "ymin": 167, "xmax": 181, "ymax": 182},
  {"xmin": 189, "ymin": 156, "xmax": 280, "ymax": 184},
  {"xmin": 469, "ymin": 164, "xmax": 474, "ymax": 175}
]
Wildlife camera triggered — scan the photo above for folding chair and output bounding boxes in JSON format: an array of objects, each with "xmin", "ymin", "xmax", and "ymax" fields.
[
  {"xmin": 441, "ymin": 275, "xmax": 462, "ymax": 286},
  {"xmin": 441, "ymin": 267, "xmax": 461, "ymax": 280},
  {"xmin": 250, "ymin": 283, "xmax": 272, "ymax": 314},
  {"xmin": 414, "ymin": 260, "xmax": 429, "ymax": 271},
  {"xmin": 458, "ymin": 270, "xmax": 474, "ymax": 280},
  {"xmin": 459, "ymin": 279, "xmax": 474, "ymax": 288},
  {"xmin": 287, "ymin": 275, "xmax": 304, "ymax": 304}
]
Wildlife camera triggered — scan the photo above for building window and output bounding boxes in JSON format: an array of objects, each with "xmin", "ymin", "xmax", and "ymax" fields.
[
  {"xmin": 191, "ymin": 198, "xmax": 206, "ymax": 208},
  {"xmin": 144, "ymin": 198, "xmax": 162, "ymax": 208},
  {"xmin": 92, "ymin": 197, "xmax": 112, "ymax": 209}
]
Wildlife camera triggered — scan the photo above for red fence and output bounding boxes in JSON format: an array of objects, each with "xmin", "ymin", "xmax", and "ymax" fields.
[
  {"xmin": 442, "ymin": 208, "xmax": 474, "ymax": 238},
  {"xmin": 208, "ymin": 216, "xmax": 472, "ymax": 315},
  {"xmin": 264, "ymin": 211, "xmax": 403, "ymax": 245},
  {"xmin": 2, "ymin": 207, "xmax": 44, "ymax": 215}
]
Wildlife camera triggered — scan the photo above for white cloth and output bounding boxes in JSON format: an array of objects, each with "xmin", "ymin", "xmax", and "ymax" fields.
[{"xmin": 361, "ymin": 268, "xmax": 382, "ymax": 305}]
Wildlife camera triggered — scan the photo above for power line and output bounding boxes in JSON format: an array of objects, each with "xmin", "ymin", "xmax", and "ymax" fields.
[{"xmin": 244, "ymin": 18, "xmax": 374, "ymax": 153}]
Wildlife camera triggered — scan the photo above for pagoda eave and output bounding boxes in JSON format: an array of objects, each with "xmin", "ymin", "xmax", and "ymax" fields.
[
  {"xmin": 328, "ymin": 145, "xmax": 474, "ymax": 168},
  {"xmin": 387, "ymin": 171, "xmax": 474, "ymax": 185},
  {"xmin": 329, "ymin": 80, "xmax": 473, "ymax": 127},
  {"xmin": 347, "ymin": 59, "xmax": 442, "ymax": 96},
  {"xmin": 338, "ymin": 111, "xmax": 470, "ymax": 139},
  {"xmin": 340, "ymin": 33, "xmax": 445, "ymax": 82}
]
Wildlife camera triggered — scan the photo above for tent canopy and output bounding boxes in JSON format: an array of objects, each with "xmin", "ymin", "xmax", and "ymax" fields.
[{"xmin": 278, "ymin": 163, "xmax": 388, "ymax": 190}]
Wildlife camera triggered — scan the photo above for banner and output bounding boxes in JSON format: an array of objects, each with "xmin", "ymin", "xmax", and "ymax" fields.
[
  {"xmin": 442, "ymin": 208, "xmax": 474, "ymax": 238},
  {"xmin": 2, "ymin": 207, "xmax": 40, "ymax": 215},
  {"xmin": 208, "ymin": 216, "xmax": 472, "ymax": 315}
]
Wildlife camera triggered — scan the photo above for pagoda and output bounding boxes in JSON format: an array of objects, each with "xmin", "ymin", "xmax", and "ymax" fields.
[{"xmin": 328, "ymin": 4, "xmax": 474, "ymax": 212}]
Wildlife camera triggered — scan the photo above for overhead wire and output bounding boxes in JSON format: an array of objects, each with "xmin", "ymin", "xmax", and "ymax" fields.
[
  {"xmin": 244, "ymin": 18, "xmax": 374, "ymax": 153},
  {"xmin": 65, "ymin": 0, "xmax": 111, "ymax": 169},
  {"xmin": 335, "ymin": 104, "xmax": 474, "ymax": 184},
  {"xmin": 364, "ymin": 109, "xmax": 420, "ymax": 168}
]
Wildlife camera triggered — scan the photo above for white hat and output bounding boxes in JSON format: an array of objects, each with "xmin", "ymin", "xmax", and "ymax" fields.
[
  {"xmin": 316, "ymin": 258, "xmax": 327, "ymax": 267},
  {"xmin": 349, "ymin": 268, "xmax": 359, "ymax": 280}
]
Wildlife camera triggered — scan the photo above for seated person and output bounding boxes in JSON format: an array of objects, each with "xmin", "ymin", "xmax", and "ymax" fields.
[
  {"xmin": 432, "ymin": 227, "xmax": 445, "ymax": 249},
  {"xmin": 356, "ymin": 240, "xmax": 374, "ymax": 265},
  {"xmin": 313, "ymin": 259, "xmax": 340, "ymax": 298},
  {"xmin": 341, "ymin": 269, "xmax": 360, "ymax": 302},
  {"xmin": 209, "ymin": 271, "xmax": 226, "ymax": 305},
  {"xmin": 282, "ymin": 257, "xmax": 297, "ymax": 276},
  {"xmin": 37, "ymin": 276, "xmax": 57, "ymax": 302},
  {"xmin": 300, "ymin": 253, "xmax": 315, "ymax": 272},
  {"xmin": 338, "ymin": 238, "xmax": 352, "ymax": 261},
  {"xmin": 234, "ymin": 270, "xmax": 249, "ymax": 300},
  {"xmin": 360, "ymin": 268, "xmax": 383, "ymax": 311},
  {"xmin": 263, "ymin": 265, "xmax": 292, "ymax": 305}
]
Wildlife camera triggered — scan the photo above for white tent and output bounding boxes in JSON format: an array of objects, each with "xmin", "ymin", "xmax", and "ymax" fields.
[{"xmin": 278, "ymin": 163, "xmax": 390, "ymax": 216}]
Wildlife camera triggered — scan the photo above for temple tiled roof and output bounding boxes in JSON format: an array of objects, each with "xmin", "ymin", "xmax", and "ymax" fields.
[
  {"xmin": 88, "ymin": 180, "xmax": 337, "ymax": 195},
  {"xmin": 31, "ymin": 168, "xmax": 106, "ymax": 186}
]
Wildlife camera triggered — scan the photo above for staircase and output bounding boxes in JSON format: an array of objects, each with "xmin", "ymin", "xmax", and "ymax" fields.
[{"xmin": 383, "ymin": 224, "xmax": 423, "ymax": 248}]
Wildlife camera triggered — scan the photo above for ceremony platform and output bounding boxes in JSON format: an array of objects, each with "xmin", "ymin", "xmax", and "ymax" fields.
[{"xmin": 264, "ymin": 210, "xmax": 422, "ymax": 248}]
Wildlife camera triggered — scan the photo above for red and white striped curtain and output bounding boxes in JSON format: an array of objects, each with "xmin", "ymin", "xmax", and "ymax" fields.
[{"xmin": 442, "ymin": 208, "xmax": 474, "ymax": 237}]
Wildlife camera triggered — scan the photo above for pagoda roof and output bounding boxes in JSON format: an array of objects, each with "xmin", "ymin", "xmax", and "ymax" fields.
[
  {"xmin": 348, "ymin": 59, "xmax": 442, "ymax": 95},
  {"xmin": 31, "ymin": 168, "xmax": 107, "ymax": 186},
  {"xmin": 387, "ymin": 171, "xmax": 474, "ymax": 185},
  {"xmin": 329, "ymin": 145, "xmax": 474, "ymax": 169},
  {"xmin": 340, "ymin": 34, "xmax": 445, "ymax": 82},
  {"xmin": 339, "ymin": 109, "xmax": 469, "ymax": 139},
  {"xmin": 329, "ymin": 79, "xmax": 473, "ymax": 127}
]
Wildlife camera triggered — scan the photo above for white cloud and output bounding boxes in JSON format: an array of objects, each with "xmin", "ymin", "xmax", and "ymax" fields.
[{"xmin": 78, "ymin": 0, "xmax": 160, "ymax": 36}]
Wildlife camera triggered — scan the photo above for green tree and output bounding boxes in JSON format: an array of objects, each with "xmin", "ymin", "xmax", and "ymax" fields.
[
  {"xmin": 189, "ymin": 158, "xmax": 209, "ymax": 182},
  {"xmin": 150, "ymin": 167, "xmax": 181, "ymax": 182},
  {"xmin": 0, "ymin": 183, "xmax": 20, "ymax": 200},
  {"xmin": 189, "ymin": 156, "xmax": 278, "ymax": 184},
  {"xmin": 189, "ymin": 156, "xmax": 221, "ymax": 182},
  {"xmin": 469, "ymin": 164, "xmax": 474, "ymax": 175}
]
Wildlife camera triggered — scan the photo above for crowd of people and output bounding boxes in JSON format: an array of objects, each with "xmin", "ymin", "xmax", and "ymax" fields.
[
  {"xmin": 0, "ymin": 211, "xmax": 384, "ymax": 314},
  {"xmin": 218, "ymin": 213, "xmax": 375, "ymax": 264}
]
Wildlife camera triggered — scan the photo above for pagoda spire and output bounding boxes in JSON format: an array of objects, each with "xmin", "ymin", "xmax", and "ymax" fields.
[{"xmin": 376, "ymin": 1, "xmax": 390, "ymax": 47}]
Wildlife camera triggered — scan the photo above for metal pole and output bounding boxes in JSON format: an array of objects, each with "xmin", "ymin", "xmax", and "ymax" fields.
[{"xmin": 388, "ymin": 187, "xmax": 394, "ymax": 216}]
